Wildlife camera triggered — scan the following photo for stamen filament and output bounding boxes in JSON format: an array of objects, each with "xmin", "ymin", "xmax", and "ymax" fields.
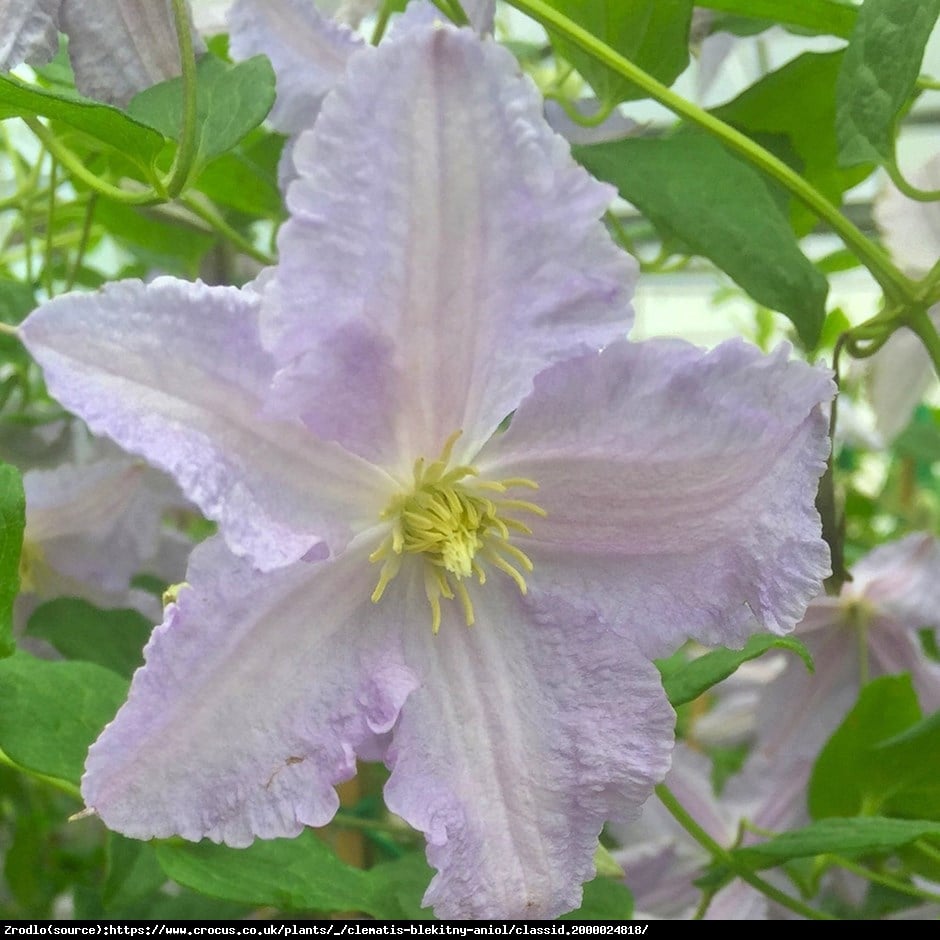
[{"xmin": 369, "ymin": 432, "xmax": 544, "ymax": 632}]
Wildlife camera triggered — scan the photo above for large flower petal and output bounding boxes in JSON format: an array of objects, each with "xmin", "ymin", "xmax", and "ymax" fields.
[
  {"xmin": 263, "ymin": 23, "xmax": 635, "ymax": 471},
  {"xmin": 228, "ymin": 0, "xmax": 362, "ymax": 135},
  {"xmin": 82, "ymin": 534, "xmax": 417, "ymax": 845},
  {"xmin": 0, "ymin": 0, "xmax": 60, "ymax": 70},
  {"xmin": 21, "ymin": 277, "xmax": 393, "ymax": 568},
  {"xmin": 479, "ymin": 338, "xmax": 833, "ymax": 658},
  {"xmin": 59, "ymin": 0, "xmax": 202, "ymax": 106},
  {"xmin": 383, "ymin": 580, "xmax": 674, "ymax": 919}
]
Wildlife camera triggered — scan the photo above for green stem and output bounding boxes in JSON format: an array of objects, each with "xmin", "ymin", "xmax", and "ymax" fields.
[
  {"xmin": 4, "ymin": 127, "xmax": 40, "ymax": 282},
  {"xmin": 371, "ymin": 0, "xmax": 394, "ymax": 44},
  {"xmin": 655, "ymin": 784, "xmax": 835, "ymax": 920},
  {"xmin": 22, "ymin": 116, "xmax": 163, "ymax": 205},
  {"xmin": 332, "ymin": 811, "xmax": 418, "ymax": 841},
  {"xmin": 832, "ymin": 856, "xmax": 940, "ymax": 906},
  {"xmin": 920, "ymin": 255, "xmax": 940, "ymax": 302},
  {"xmin": 905, "ymin": 305, "xmax": 940, "ymax": 378},
  {"xmin": 431, "ymin": 0, "xmax": 470, "ymax": 26},
  {"xmin": 0, "ymin": 747, "xmax": 81, "ymax": 801},
  {"xmin": 180, "ymin": 195, "xmax": 276, "ymax": 266},
  {"xmin": 164, "ymin": 0, "xmax": 200, "ymax": 198},
  {"xmin": 505, "ymin": 0, "xmax": 914, "ymax": 303},
  {"xmin": 67, "ymin": 193, "xmax": 98, "ymax": 292},
  {"xmin": 43, "ymin": 157, "xmax": 58, "ymax": 297},
  {"xmin": 913, "ymin": 839, "xmax": 940, "ymax": 865},
  {"xmin": 819, "ymin": 335, "xmax": 848, "ymax": 594},
  {"xmin": 543, "ymin": 93, "xmax": 615, "ymax": 127},
  {"xmin": 886, "ymin": 159, "xmax": 940, "ymax": 202}
]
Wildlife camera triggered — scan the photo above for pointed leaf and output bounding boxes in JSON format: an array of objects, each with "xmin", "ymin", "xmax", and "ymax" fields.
[
  {"xmin": 836, "ymin": 0, "xmax": 940, "ymax": 166},
  {"xmin": 129, "ymin": 55, "xmax": 276, "ymax": 167},
  {"xmin": 0, "ymin": 651, "xmax": 128, "ymax": 786},
  {"xmin": 575, "ymin": 131, "xmax": 828, "ymax": 345},
  {"xmin": 658, "ymin": 634, "xmax": 813, "ymax": 708},
  {"xmin": 155, "ymin": 830, "xmax": 405, "ymax": 919},
  {"xmin": 26, "ymin": 598, "xmax": 152, "ymax": 679},
  {"xmin": 713, "ymin": 51, "xmax": 873, "ymax": 235},
  {"xmin": 809, "ymin": 675, "xmax": 940, "ymax": 820},
  {"xmin": 696, "ymin": 0, "xmax": 857, "ymax": 38},
  {"xmin": 733, "ymin": 817, "xmax": 940, "ymax": 869},
  {"xmin": 561, "ymin": 877, "xmax": 634, "ymax": 919},
  {"xmin": 542, "ymin": 0, "xmax": 694, "ymax": 104},
  {"xmin": 0, "ymin": 74, "xmax": 166, "ymax": 170}
]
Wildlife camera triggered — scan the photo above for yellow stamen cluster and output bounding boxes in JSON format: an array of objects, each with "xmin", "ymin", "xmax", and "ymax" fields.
[{"xmin": 370, "ymin": 431, "xmax": 546, "ymax": 634}]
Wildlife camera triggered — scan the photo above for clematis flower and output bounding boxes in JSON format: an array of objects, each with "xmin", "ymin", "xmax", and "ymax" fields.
[
  {"xmin": 17, "ymin": 437, "xmax": 192, "ymax": 625},
  {"xmin": 741, "ymin": 533, "xmax": 940, "ymax": 826},
  {"xmin": 21, "ymin": 22, "xmax": 833, "ymax": 918},
  {"xmin": 227, "ymin": 0, "xmax": 493, "ymax": 141},
  {"xmin": 0, "ymin": 0, "xmax": 202, "ymax": 106},
  {"xmin": 613, "ymin": 743, "xmax": 767, "ymax": 920},
  {"xmin": 615, "ymin": 536, "xmax": 940, "ymax": 920}
]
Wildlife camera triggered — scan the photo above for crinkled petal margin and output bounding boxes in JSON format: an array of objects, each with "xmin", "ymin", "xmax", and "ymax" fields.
[
  {"xmin": 264, "ymin": 22, "xmax": 635, "ymax": 472},
  {"xmin": 21, "ymin": 277, "xmax": 393, "ymax": 569},
  {"xmin": 479, "ymin": 338, "xmax": 834, "ymax": 658},
  {"xmin": 384, "ymin": 576, "xmax": 674, "ymax": 919},
  {"xmin": 82, "ymin": 534, "xmax": 417, "ymax": 845}
]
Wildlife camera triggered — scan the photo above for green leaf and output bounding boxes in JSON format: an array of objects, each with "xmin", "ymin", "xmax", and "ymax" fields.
[
  {"xmin": 575, "ymin": 131, "xmax": 828, "ymax": 346},
  {"xmin": 658, "ymin": 633, "xmax": 813, "ymax": 708},
  {"xmin": 895, "ymin": 416, "xmax": 940, "ymax": 464},
  {"xmin": 93, "ymin": 200, "xmax": 214, "ymax": 278},
  {"xmin": 732, "ymin": 817, "xmax": 940, "ymax": 869},
  {"xmin": 103, "ymin": 835, "xmax": 168, "ymax": 912},
  {"xmin": 713, "ymin": 52, "xmax": 873, "ymax": 236},
  {"xmin": 195, "ymin": 151, "xmax": 283, "ymax": 219},
  {"xmin": 0, "ymin": 462, "xmax": 25, "ymax": 659},
  {"xmin": 0, "ymin": 74, "xmax": 165, "ymax": 171},
  {"xmin": 156, "ymin": 830, "xmax": 403, "ymax": 919},
  {"xmin": 366, "ymin": 852, "xmax": 435, "ymax": 920},
  {"xmin": 561, "ymin": 877, "xmax": 634, "ymax": 919},
  {"xmin": 696, "ymin": 0, "xmax": 857, "ymax": 38},
  {"xmin": 542, "ymin": 0, "xmax": 694, "ymax": 104},
  {"xmin": 809, "ymin": 675, "xmax": 940, "ymax": 820},
  {"xmin": 877, "ymin": 709, "xmax": 940, "ymax": 749},
  {"xmin": 0, "ymin": 280, "xmax": 37, "ymax": 326},
  {"xmin": 0, "ymin": 651, "xmax": 128, "ymax": 786},
  {"xmin": 129, "ymin": 55, "xmax": 276, "ymax": 169},
  {"xmin": 26, "ymin": 599, "xmax": 152, "ymax": 679},
  {"xmin": 836, "ymin": 0, "xmax": 940, "ymax": 166}
]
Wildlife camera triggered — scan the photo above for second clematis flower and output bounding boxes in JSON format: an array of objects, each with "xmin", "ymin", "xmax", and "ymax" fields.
[{"xmin": 20, "ymin": 22, "xmax": 834, "ymax": 919}]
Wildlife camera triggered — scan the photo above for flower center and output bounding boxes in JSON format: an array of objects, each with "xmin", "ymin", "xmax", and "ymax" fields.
[{"xmin": 370, "ymin": 431, "xmax": 545, "ymax": 633}]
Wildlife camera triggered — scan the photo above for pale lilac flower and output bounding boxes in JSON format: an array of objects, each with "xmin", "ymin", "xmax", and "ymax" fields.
[
  {"xmin": 702, "ymin": 534, "xmax": 940, "ymax": 912},
  {"xmin": 228, "ymin": 0, "xmax": 495, "ymax": 140},
  {"xmin": 0, "ymin": 0, "xmax": 201, "ymax": 106},
  {"xmin": 17, "ymin": 439, "xmax": 192, "ymax": 624},
  {"xmin": 749, "ymin": 533, "xmax": 940, "ymax": 789},
  {"xmin": 21, "ymin": 23, "xmax": 832, "ymax": 918},
  {"xmin": 870, "ymin": 155, "xmax": 940, "ymax": 442},
  {"xmin": 613, "ymin": 744, "xmax": 767, "ymax": 920},
  {"xmin": 618, "ymin": 536, "xmax": 940, "ymax": 919}
]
